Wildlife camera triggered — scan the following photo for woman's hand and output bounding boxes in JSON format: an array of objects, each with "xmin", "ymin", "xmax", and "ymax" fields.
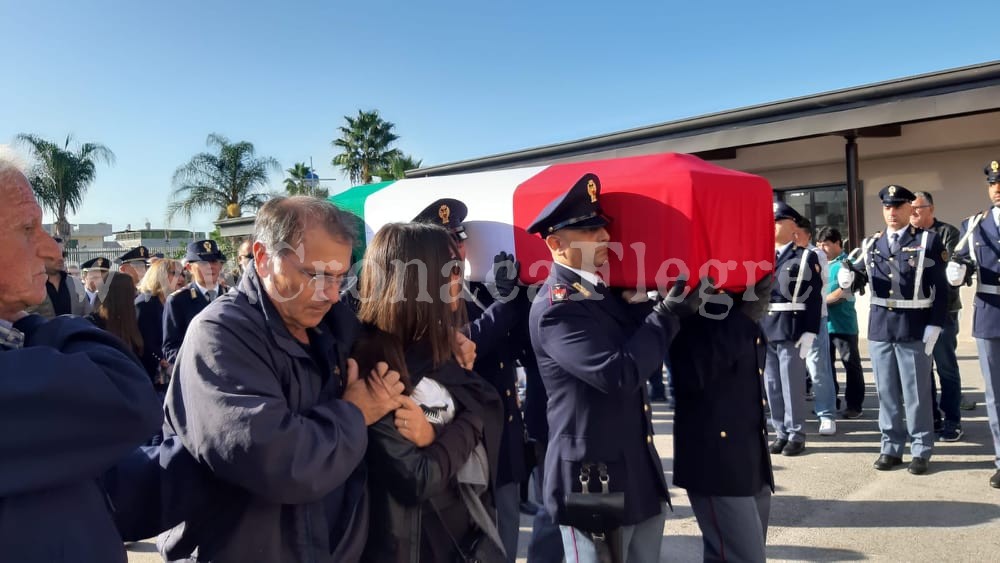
[
  {"xmin": 452, "ymin": 331, "xmax": 476, "ymax": 370},
  {"xmin": 395, "ymin": 396, "xmax": 436, "ymax": 447}
]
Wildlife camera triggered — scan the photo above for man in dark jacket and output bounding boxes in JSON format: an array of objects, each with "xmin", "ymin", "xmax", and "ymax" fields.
[
  {"xmin": 671, "ymin": 288, "xmax": 775, "ymax": 562},
  {"xmin": 161, "ymin": 196, "xmax": 406, "ymax": 562},
  {"xmin": 0, "ymin": 155, "xmax": 163, "ymax": 562}
]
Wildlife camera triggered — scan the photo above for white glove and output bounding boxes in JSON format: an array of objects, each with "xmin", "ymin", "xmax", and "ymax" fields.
[
  {"xmin": 923, "ymin": 325, "xmax": 942, "ymax": 356},
  {"xmin": 837, "ymin": 267, "xmax": 855, "ymax": 290},
  {"xmin": 945, "ymin": 262, "xmax": 967, "ymax": 287},
  {"xmin": 795, "ymin": 332, "xmax": 816, "ymax": 359}
]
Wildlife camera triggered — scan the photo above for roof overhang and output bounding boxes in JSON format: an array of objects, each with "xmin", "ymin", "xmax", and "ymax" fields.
[
  {"xmin": 214, "ymin": 216, "xmax": 256, "ymax": 239},
  {"xmin": 409, "ymin": 61, "xmax": 1000, "ymax": 176}
]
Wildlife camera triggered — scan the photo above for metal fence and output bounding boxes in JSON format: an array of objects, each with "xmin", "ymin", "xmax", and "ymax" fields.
[{"xmin": 64, "ymin": 247, "xmax": 187, "ymax": 270}]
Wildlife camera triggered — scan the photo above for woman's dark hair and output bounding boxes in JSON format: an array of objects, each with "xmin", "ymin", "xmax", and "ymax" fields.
[
  {"xmin": 96, "ymin": 272, "xmax": 144, "ymax": 356},
  {"xmin": 357, "ymin": 222, "xmax": 467, "ymax": 375}
]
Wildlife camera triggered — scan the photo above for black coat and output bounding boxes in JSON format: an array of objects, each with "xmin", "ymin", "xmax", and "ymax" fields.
[
  {"xmin": 528, "ymin": 264, "xmax": 675, "ymax": 527},
  {"xmin": 161, "ymin": 283, "xmax": 212, "ymax": 364},
  {"xmin": 466, "ymin": 281, "xmax": 528, "ymax": 486},
  {"xmin": 670, "ymin": 305, "xmax": 774, "ymax": 496},
  {"xmin": 135, "ymin": 292, "xmax": 166, "ymax": 391},
  {"xmin": 360, "ymin": 331, "xmax": 504, "ymax": 563}
]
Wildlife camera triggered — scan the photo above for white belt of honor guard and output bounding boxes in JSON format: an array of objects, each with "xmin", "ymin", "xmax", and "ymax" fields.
[
  {"xmin": 977, "ymin": 283, "xmax": 1000, "ymax": 295},
  {"xmin": 869, "ymin": 296, "xmax": 933, "ymax": 309},
  {"xmin": 767, "ymin": 303, "xmax": 806, "ymax": 312}
]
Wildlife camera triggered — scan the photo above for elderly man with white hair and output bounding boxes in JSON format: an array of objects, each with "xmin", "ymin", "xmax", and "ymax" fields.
[{"xmin": 0, "ymin": 147, "xmax": 163, "ymax": 561}]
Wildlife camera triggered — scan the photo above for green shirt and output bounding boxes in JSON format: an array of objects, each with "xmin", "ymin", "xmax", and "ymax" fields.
[{"xmin": 827, "ymin": 252, "xmax": 859, "ymax": 335}]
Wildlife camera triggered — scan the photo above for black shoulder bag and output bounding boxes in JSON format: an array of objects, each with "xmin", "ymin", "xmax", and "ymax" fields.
[{"xmin": 561, "ymin": 462, "xmax": 626, "ymax": 563}]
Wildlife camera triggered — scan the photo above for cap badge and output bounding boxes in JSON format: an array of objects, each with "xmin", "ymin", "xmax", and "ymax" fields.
[
  {"xmin": 203, "ymin": 241, "xmax": 212, "ymax": 253},
  {"xmin": 888, "ymin": 185, "xmax": 897, "ymax": 196},
  {"xmin": 139, "ymin": 247, "xmax": 146, "ymax": 257},
  {"xmin": 439, "ymin": 204, "xmax": 450, "ymax": 225},
  {"xmin": 992, "ymin": 161, "xmax": 999, "ymax": 173},
  {"xmin": 587, "ymin": 179, "xmax": 598, "ymax": 203}
]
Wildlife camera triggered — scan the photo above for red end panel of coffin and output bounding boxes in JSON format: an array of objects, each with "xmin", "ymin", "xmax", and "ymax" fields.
[{"xmin": 512, "ymin": 153, "xmax": 774, "ymax": 292}]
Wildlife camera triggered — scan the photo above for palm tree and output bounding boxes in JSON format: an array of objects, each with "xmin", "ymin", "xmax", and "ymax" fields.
[
  {"xmin": 284, "ymin": 162, "xmax": 329, "ymax": 198},
  {"xmin": 16, "ymin": 134, "xmax": 115, "ymax": 240},
  {"xmin": 332, "ymin": 110, "xmax": 401, "ymax": 185},
  {"xmin": 372, "ymin": 153, "xmax": 423, "ymax": 181},
  {"xmin": 168, "ymin": 133, "xmax": 280, "ymax": 221}
]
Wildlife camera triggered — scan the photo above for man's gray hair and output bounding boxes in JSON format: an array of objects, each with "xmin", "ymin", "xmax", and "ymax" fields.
[
  {"xmin": 0, "ymin": 144, "xmax": 28, "ymax": 177},
  {"xmin": 254, "ymin": 196, "xmax": 357, "ymax": 256}
]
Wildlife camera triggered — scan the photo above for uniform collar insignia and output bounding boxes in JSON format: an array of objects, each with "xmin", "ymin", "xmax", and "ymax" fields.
[
  {"xmin": 551, "ymin": 284, "xmax": 569, "ymax": 302},
  {"xmin": 571, "ymin": 282, "xmax": 592, "ymax": 298}
]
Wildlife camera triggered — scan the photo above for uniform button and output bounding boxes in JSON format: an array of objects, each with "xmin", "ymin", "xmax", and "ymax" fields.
[
  {"xmin": 762, "ymin": 399, "xmax": 767, "ymax": 407},
  {"xmin": 644, "ymin": 404, "xmax": 650, "ymax": 412},
  {"xmin": 756, "ymin": 337, "xmax": 762, "ymax": 345},
  {"xmin": 508, "ymin": 415, "xmax": 513, "ymax": 422},
  {"xmin": 720, "ymin": 431, "xmax": 727, "ymax": 438},
  {"xmin": 506, "ymin": 389, "xmax": 512, "ymax": 397},
  {"xmin": 888, "ymin": 274, "xmax": 893, "ymax": 279},
  {"xmin": 499, "ymin": 362, "xmax": 504, "ymax": 369},
  {"xmin": 758, "ymin": 368, "xmax": 764, "ymax": 376},
  {"xmin": 889, "ymin": 290, "xmax": 894, "ymax": 296},
  {"xmin": 647, "ymin": 435, "xmax": 652, "ymax": 444}
]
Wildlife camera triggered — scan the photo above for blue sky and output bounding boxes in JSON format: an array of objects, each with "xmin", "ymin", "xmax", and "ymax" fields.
[{"xmin": 1, "ymin": 0, "xmax": 997, "ymax": 234}]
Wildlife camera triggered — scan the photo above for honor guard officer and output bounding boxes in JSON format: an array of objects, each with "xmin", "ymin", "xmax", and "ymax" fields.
[
  {"xmin": 80, "ymin": 256, "xmax": 112, "ymax": 314},
  {"xmin": 763, "ymin": 202, "xmax": 824, "ymax": 457},
  {"xmin": 527, "ymin": 173, "xmax": 704, "ymax": 563},
  {"xmin": 947, "ymin": 160, "xmax": 1000, "ymax": 488},
  {"xmin": 117, "ymin": 245, "xmax": 150, "ymax": 286},
  {"xmin": 842, "ymin": 185, "xmax": 947, "ymax": 475},
  {"xmin": 162, "ymin": 239, "xmax": 226, "ymax": 364},
  {"xmin": 413, "ymin": 198, "xmax": 529, "ymax": 562}
]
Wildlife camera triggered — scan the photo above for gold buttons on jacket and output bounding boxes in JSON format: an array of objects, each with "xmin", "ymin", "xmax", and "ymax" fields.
[
  {"xmin": 720, "ymin": 431, "xmax": 727, "ymax": 438},
  {"xmin": 644, "ymin": 404, "xmax": 650, "ymax": 412},
  {"xmin": 506, "ymin": 389, "xmax": 512, "ymax": 397},
  {"xmin": 508, "ymin": 415, "xmax": 513, "ymax": 422},
  {"xmin": 499, "ymin": 362, "xmax": 504, "ymax": 369},
  {"xmin": 647, "ymin": 435, "xmax": 653, "ymax": 444}
]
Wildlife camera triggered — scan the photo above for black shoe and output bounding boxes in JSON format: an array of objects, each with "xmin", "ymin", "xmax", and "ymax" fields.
[
  {"xmin": 873, "ymin": 454, "xmax": 903, "ymax": 471},
  {"xmin": 781, "ymin": 441, "xmax": 806, "ymax": 456},
  {"xmin": 990, "ymin": 470, "xmax": 1000, "ymax": 489},
  {"xmin": 933, "ymin": 419, "xmax": 943, "ymax": 433},
  {"xmin": 768, "ymin": 438, "xmax": 788, "ymax": 454},
  {"xmin": 843, "ymin": 408, "xmax": 863, "ymax": 420},
  {"xmin": 939, "ymin": 425, "xmax": 964, "ymax": 442},
  {"xmin": 908, "ymin": 457, "xmax": 929, "ymax": 475}
]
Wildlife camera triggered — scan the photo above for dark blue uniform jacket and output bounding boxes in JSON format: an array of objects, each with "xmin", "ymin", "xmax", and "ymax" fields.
[
  {"xmin": 0, "ymin": 315, "xmax": 162, "ymax": 563},
  {"xmin": 957, "ymin": 212, "xmax": 1000, "ymax": 339},
  {"xmin": 864, "ymin": 227, "xmax": 948, "ymax": 342},
  {"xmin": 761, "ymin": 244, "xmax": 823, "ymax": 343},
  {"xmin": 135, "ymin": 292, "xmax": 166, "ymax": 390},
  {"xmin": 529, "ymin": 264, "xmax": 675, "ymax": 527},
  {"xmin": 161, "ymin": 282, "xmax": 211, "ymax": 364}
]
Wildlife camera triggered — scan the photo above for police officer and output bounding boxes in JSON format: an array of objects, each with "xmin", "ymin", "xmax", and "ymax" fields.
[
  {"xmin": 80, "ymin": 256, "xmax": 111, "ymax": 314},
  {"xmin": 413, "ymin": 198, "xmax": 528, "ymax": 563},
  {"xmin": 671, "ymin": 280, "xmax": 775, "ymax": 562},
  {"xmin": 763, "ymin": 202, "xmax": 824, "ymax": 456},
  {"xmin": 527, "ymin": 173, "xmax": 703, "ymax": 563},
  {"xmin": 947, "ymin": 160, "xmax": 1000, "ymax": 488},
  {"xmin": 117, "ymin": 245, "xmax": 150, "ymax": 286},
  {"xmin": 162, "ymin": 239, "xmax": 226, "ymax": 364},
  {"xmin": 842, "ymin": 185, "xmax": 947, "ymax": 475}
]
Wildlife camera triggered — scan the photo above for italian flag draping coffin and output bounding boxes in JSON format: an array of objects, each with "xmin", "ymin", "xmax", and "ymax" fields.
[{"xmin": 329, "ymin": 153, "xmax": 774, "ymax": 292}]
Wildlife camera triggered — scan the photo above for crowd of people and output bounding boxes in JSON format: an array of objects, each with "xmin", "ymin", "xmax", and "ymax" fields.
[{"xmin": 3, "ymin": 143, "xmax": 1000, "ymax": 563}]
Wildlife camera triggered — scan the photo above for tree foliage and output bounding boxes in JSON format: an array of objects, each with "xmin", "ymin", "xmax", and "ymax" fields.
[{"xmin": 332, "ymin": 110, "xmax": 401, "ymax": 185}]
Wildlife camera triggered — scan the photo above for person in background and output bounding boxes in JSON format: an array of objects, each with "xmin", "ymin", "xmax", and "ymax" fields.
[
  {"xmin": 764, "ymin": 203, "xmax": 824, "ymax": 457},
  {"xmin": 161, "ymin": 239, "xmax": 226, "ymax": 364},
  {"xmin": 27, "ymin": 236, "xmax": 86, "ymax": 318},
  {"xmin": 0, "ymin": 148, "xmax": 162, "ymax": 561},
  {"xmin": 237, "ymin": 237, "xmax": 254, "ymax": 276},
  {"xmin": 842, "ymin": 185, "xmax": 947, "ymax": 475},
  {"xmin": 86, "ymin": 271, "xmax": 144, "ymax": 362},
  {"xmin": 911, "ymin": 191, "xmax": 968, "ymax": 440},
  {"xmin": 947, "ymin": 159, "xmax": 1000, "ymax": 488},
  {"xmin": 817, "ymin": 227, "xmax": 865, "ymax": 419},
  {"xmin": 136, "ymin": 258, "xmax": 185, "ymax": 395},
  {"xmin": 795, "ymin": 218, "xmax": 838, "ymax": 435},
  {"xmin": 80, "ymin": 256, "xmax": 112, "ymax": 314},
  {"xmin": 117, "ymin": 245, "xmax": 150, "ymax": 287},
  {"xmin": 354, "ymin": 221, "xmax": 505, "ymax": 562}
]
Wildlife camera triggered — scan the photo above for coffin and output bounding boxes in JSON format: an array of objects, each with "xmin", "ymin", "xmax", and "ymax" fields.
[{"xmin": 330, "ymin": 152, "xmax": 774, "ymax": 292}]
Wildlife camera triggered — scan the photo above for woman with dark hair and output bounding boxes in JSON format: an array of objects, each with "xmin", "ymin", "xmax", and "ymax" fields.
[
  {"xmin": 87, "ymin": 271, "xmax": 143, "ymax": 360},
  {"xmin": 353, "ymin": 222, "xmax": 505, "ymax": 563}
]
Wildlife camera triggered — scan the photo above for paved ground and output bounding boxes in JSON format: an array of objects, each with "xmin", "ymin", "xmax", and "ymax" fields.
[{"xmin": 128, "ymin": 340, "xmax": 1000, "ymax": 562}]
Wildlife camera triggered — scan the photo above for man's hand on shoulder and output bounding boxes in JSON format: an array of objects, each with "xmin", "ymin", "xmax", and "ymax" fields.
[{"xmin": 342, "ymin": 359, "xmax": 405, "ymax": 426}]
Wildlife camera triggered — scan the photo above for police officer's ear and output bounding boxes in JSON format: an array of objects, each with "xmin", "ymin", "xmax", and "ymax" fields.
[{"xmin": 544, "ymin": 233, "xmax": 564, "ymax": 255}]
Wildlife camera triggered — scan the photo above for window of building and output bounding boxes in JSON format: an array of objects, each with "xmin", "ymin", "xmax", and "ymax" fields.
[{"xmin": 776, "ymin": 183, "xmax": 853, "ymax": 245}]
